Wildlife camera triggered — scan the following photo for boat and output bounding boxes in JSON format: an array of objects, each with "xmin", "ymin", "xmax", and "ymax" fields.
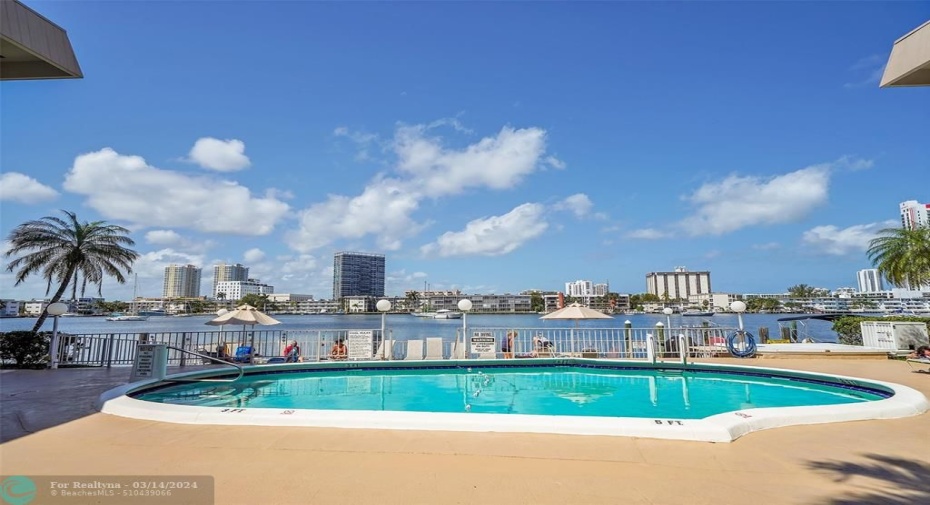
[
  {"xmin": 682, "ymin": 310, "xmax": 715, "ymax": 317},
  {"xmin": 432, "ymin": 309, "xmax": 462, "ymax": 319},
  {"xmin": 138, "ymin": 309, "xmax": 167, "ymax": 317},
  {"xmin": 411, "ymin": 311, "xmax": 436, "ymax": 318},
  {"xmin": 106, "ymin": 313, "xmax": 148, "ymax": 322}
]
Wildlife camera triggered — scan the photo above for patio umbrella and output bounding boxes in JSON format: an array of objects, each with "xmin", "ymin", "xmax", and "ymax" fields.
[
  {"xmin": 540, "ymin": 303, "xmax": 613, "ymax": 355},
  {"xmin": 206, "ymin": 304, "xmax": 281, "ymax": 361}
]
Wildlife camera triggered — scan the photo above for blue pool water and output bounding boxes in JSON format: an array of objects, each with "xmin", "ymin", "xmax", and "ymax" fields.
[{"xmin": 133, "ymin": 366, "xmax": 888, "ymax": 419}]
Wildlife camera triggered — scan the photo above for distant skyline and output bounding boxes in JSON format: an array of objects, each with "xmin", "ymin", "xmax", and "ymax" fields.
[{"xmin": 2, "ymin": 1, "xmax": 928, "ymax": 301}]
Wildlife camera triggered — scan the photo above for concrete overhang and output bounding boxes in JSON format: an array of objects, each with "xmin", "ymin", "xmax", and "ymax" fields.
[
  {"xmin": 0, "ymin": 0, "xmax": 82, "ymax": 80},
  {"xmin": 880, "ymin": 19, "xmax": 930, "ymax": 87}
]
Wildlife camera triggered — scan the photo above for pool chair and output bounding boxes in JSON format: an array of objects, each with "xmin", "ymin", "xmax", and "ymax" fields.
[
  {"xmin": 404, "ymin": 340, "xmax": 424, "ymax": 360},
  {"xmin": 907, "ymin": 358, "xmax": 930, "ymax": 373},
  {"xmin": 373, "ymin": 339, "xmax": 394, "ymax": 360},
  {"xmin": 232, "ymin": 346, "xmax": 254, "ymax": 363},
  {"xmin": 425, "ymin": 338, "xmax": 444, "ymax": 360}
]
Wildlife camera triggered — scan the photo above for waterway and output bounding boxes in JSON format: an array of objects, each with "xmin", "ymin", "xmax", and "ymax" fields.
[{"xmin": 0, "ymin": 313, "xmax": 839, "ymax": 342}]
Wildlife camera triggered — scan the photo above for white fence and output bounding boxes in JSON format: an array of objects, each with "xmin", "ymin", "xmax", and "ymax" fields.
[{"xmin": 43, "ymin": 325, "xmax": 739, "ymax": 367}]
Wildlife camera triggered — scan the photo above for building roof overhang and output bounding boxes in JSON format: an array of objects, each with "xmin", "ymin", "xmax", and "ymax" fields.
[
  {"xmin": 880, "ymin": 19, "xmax": 930, "ymax": 87},
  {"xmin": 0, "ymin": 0, "xmax": 83, "ymax": 80}
]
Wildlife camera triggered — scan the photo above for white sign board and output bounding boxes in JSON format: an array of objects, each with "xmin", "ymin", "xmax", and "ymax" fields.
[
  {"xmin": 471, "ymin": 331, "xmax": 496, "ymax": 354},
  {"xmin": 130, "ymin": 343, "xmax": 167, "ymax": 382},
  {"xmin": 347, "ymin": 330, "xmax": 374, "ymax": 359}
]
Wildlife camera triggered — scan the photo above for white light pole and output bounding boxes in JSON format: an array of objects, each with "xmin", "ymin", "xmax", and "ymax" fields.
[
  {"xmin": 46, "ymin": 302, "xmax": 69, "ymax": 369},
  {"xmin": 662, "ymin": 307, "xmax": 673, "ymax": 332},
  {"xmin": 458, "ymin": 299, "xmax": 473, "ymax": 359},
  {"xmin": 730, "ymin": 300, "xmax": 747, "ymax": 331},
  {"xmin": 376, "ymin": 299, "xmax": 392, "ymax": 360}
]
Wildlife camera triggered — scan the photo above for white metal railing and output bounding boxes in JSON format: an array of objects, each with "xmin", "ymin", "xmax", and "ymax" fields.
[{"xmin": 39, "ymin": 326, "xmax": 737, "ymax": 367}]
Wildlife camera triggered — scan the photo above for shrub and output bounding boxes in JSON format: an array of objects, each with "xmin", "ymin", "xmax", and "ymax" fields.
[{"xmin": 0, "ymin": 331, "xmax": 51, "ymax": 368}]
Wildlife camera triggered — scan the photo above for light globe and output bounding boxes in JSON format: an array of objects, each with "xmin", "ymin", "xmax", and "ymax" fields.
[
  {"xmin": 662, "ymin": 307, "xmax": 673, "ymax": 316},
  {"xmin": 458, "ymin": 299, "xmax": 473, "ymax": 311},
  {"xmin": 376, "ymin": 299, "xmax": 392, "ymax": 312},
  {"xmin": 730, "ymin": 301, "xmax": 747, "ymax": 313},
  {"xmin": 46, "ymin": 302, "xmax": 69, "ymax": 316}
]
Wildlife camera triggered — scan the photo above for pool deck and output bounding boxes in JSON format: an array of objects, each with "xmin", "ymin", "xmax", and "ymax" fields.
[{"xmin": 2, "ymin": 358, "xmax": 929, "ymax": 504}]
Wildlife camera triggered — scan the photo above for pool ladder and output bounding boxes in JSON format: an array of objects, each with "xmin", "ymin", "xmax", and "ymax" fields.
[{"xmin": 164, "ymin": 345, "xmax": 245, "ymax": 383}]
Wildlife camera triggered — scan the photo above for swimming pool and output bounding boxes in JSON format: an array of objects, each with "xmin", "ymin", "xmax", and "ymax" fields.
[{"xmin": 98, "ymin": 359, "xmax": 929, "ymax": 442}]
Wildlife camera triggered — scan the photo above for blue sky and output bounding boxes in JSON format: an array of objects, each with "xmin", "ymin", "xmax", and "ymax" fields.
[{"xmin": 2, "ymin": 1, "xmax": 928, "ymax": 301}]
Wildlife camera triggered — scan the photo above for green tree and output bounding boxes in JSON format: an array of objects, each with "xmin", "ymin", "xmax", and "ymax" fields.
[
  {"xmin": 867, "ymin": 227, "xmax": 930, "ymax": 289},
  {"xmin": 4, "ymin": 211, "xmax": 138, "ymax": 332},
  {"xmin": 787, "ymin": 284, "xmax": 825, "ymax": 298},
  {"xmin": 239, "ymin": 293, "xmax": 269, "ymax": 309},
  {"xmin": 405, "ymin": 290, "xmax": 420, "ymax": 311},
  {"xmin": 529, "ymin": 291, "xmax": 545, "ymax": 312}
]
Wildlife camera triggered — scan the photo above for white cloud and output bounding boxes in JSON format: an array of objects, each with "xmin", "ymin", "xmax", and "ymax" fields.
[
  {"xmin": 394, "ymin": 124, "xmax": 548, "ymax": 197},
  {"xmin": 679, "ymin": 163, "xmax": 833, "ymax": 236},
  {"xmin": 553, "ymin": 193, "xmax": 593, "ymax": 218},
  {"xmin": 545, "ymin": 156, "xmax": 566, "ymax": 170},
  {"xmin": 626, "ymin": 228, "xmax": 670, "ymax": 239},
  {"xmin": 286, "ymin": 178, "xmax": 423, "ymax": 252},
  {"xmin": 421, "ymin": 203, "xmax": 548, "ymax": 257},
  {"xmin": 0, "ymin": 172, "xmax": 59, "ymax": 203},
  {"xmin": 187, "ymin": 137, "xmax": 251, "ymax": 171},
  {"xmin": 287, "ymin": 122, "xmax": 553, "ymax": 252},
  {"xmin": 63, "ymin": 148, "xmax": 290, "ymax": 235},
  {"xmin": 801, "ymin": 220, "xmax": 896, "ymax": 256},
  {"xmin": 844, "ymin": 55, "xmax": 886, "ymax": 89},
  {"xmin": 752, "ymin": 242, "xmax": 781, "ymax": 251},
  {"xmin": 145, "ymin": 230, "xmax": 182, "ymax": 245},
  {"xmin": 243, "ymin": 248, "xmax": 266, "ymax": 263}
]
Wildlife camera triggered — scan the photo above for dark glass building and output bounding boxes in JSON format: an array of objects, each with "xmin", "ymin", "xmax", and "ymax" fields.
[{"xmin": 332, "ymin": 252, "xmax": 385, "ymax": 299}]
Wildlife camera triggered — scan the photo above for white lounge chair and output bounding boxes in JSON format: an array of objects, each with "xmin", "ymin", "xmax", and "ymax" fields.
[
  {"xmin": 404, "ymin": 340, "xmax": 424, "ymax": 360},
  {"xmin": 373, "ymin": 339, "xmax": 393, "ymax": 360},
  {"xmin": 425, "ymin": 338, "xmax": 444, "ymax": 360}
]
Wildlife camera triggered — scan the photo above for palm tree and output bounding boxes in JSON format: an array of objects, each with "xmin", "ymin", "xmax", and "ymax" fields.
[
  {"xmin": 867, "ymin": 227, "xmax": 930, "ymax": 289},
  {"xmin": 4, "ymin": 210, "xmax": 139, "ymax": 332}
]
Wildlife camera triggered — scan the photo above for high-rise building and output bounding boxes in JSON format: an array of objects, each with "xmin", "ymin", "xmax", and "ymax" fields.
[
  {"xmin": 213, "ymin": 263, "xmax": 249, "ymax": 298},
  {"xmin": 163, "ymin": 264, "xmax": 202, "ymax": 298},
  {"xmin": 333, "ymin": 252, "xmax": 385, "ymax": 299},
  {"xmin": 564, "ymin": 280, "xmax": 593, "ymax": 297},
  {"xmin": 646, "ymin": 267, "xmax": 711, "ymax": 300},
  {"xmin": 900, "ymin": 200, "xmax": 930, "ymax": 230},
  {"xmin": 857, "ymin": 269, "xmax": 884, "ymax": 293}
]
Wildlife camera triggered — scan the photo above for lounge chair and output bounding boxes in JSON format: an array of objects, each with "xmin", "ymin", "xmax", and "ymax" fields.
[
  {"xmin": 404, "ymin": 340, "xmax": 424, "ymax": 360},
  {"xmin": 232, "ymin": 346, "xmax": 253, "ymax": 363},
  {"xmin": 425, "ymin": 338, "xmax": 444, "ymax": 360},
  {"xmin": 373, "ymin": 339, "xmax": 394, "ymax": 360},
  {"xmin": 906, "ymin": 358, "xmax": 930, "ymax": 372}
]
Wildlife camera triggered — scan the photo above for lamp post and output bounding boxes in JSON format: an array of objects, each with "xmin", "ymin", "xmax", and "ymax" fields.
[
  {"xmin": 46, "ymin": 302, "xmax": 69, "ymax": 369},
  {"xmin": 662, "ymin": 307, "xmax": 673, "ymax": 333},
  {"xmin": 730, "ymin": 300, "xmax": 747, "ymax": 331},
  {"xmin": 458, "ymin": 299, "xmax": 472, "ymax": 359},
  {"xmin": 376, "ymin": 299, "xmax": 392, "ymax": 360}
]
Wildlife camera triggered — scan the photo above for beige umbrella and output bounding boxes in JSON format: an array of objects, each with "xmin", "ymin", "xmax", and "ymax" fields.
[
  {"xmin": 540, "ymin": 303, "xmax": 613, "ymax": 355},
  {"xmin": 206, "ymin": 304, "xmax": 281, "ymax": 362}
]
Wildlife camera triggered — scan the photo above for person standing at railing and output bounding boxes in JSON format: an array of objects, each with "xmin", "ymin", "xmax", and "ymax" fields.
[{"xmin": 503, "ymin": 330, "xmax": 517, "ymax": 359}]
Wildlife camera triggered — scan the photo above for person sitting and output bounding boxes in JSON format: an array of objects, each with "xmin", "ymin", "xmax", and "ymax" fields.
[
  {"xmin": 908, "ymin": 345, "xmax": 930, "ymax": 362},
  {"xmin": 216, "ymin": 342, "xmax": 232, "ymax": 362},
  {"xmin": 330, "ymin": 338, "xmax": 348, "ymax": 360},
  {"xmin": 283, "ymin": 340, "xmax": 301, "ymax": 363},
  {"xmin": 532, "ymin": 334, "xmax": 554, "ymax": 357}
]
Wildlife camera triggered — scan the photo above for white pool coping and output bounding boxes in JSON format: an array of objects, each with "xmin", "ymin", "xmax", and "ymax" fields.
[{"xmin": 96, "ymin": 359, "xmax": 929, "ymax": 443}]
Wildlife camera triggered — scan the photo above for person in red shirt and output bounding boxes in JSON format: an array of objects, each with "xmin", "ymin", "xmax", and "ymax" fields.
[{"xmin": 283, "ymin": 340, "xmax": 300, "ymax": 362}]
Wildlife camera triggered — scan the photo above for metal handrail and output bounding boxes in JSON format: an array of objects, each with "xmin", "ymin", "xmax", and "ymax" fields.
[{"xmin": 164, "ymin": 346, "xmax": 245, "ymax": 383}]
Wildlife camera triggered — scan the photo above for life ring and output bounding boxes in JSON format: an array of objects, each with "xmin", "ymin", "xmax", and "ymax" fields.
[{"xmin": 726, "ymin": 331, "xmax": 757, "ymax": 358}]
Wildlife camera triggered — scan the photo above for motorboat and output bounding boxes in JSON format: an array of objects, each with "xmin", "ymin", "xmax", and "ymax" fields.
[
  {"xmin": 410, "ymin": 311, "xmax": 436, "ymax": 318},
  {"xmin": 138, "ymin": 309, "xmax": 167, "ymax": 317},
  {"xmin": 432, "ymin": 309, "xmax": 463, "ymax": 319},
  {"xmin": 682, "ymin": 310, "xmax": 715, "ymax": 317},
  {"xmin": 106, "ymin": 313, "xmax": 149, "ymax": 321}
]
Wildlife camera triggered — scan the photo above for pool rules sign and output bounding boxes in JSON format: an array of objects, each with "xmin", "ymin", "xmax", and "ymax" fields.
[
  {"xmin": 347, "ymin": 330, "xmax": 374, "ymax": 360},
  {"xmin": 130, "ymin": 343, "xmax": 168, "ymax": 382},
  {"xmin": 471, "ymin": 331, "xmax": 495, "ymax": 355}
]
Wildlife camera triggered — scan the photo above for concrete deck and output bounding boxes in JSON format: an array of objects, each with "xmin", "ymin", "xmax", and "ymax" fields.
[{"xmin": 2, "ymin": 359, "xmax": 929, "ymax": 504}]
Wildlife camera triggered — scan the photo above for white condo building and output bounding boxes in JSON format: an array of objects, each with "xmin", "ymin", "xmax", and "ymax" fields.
[
  {"xmin": 900, "ymin": 200, "xmax": 929, "ymax": 230},
  {"xmin": 857, "ymin": 269, "xmax": 884, "ymax": 293},
  {"xmin": 214, "ymin": 263, "xmax": 249, "ymax": 298},
  {"xmin": 564, "ymin": 280, "xmax": 609, "ymax": 297},
  {"xmin": 163, "ymin": 264, "xmax": 202, "ymax": 298},
  {"xmin": 646, "ymin": 267, "xmax": 711, "ymax": 300},
  {"xmin": 215, "ymin": 279, "xmax": 274, "ymax": 300}
]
